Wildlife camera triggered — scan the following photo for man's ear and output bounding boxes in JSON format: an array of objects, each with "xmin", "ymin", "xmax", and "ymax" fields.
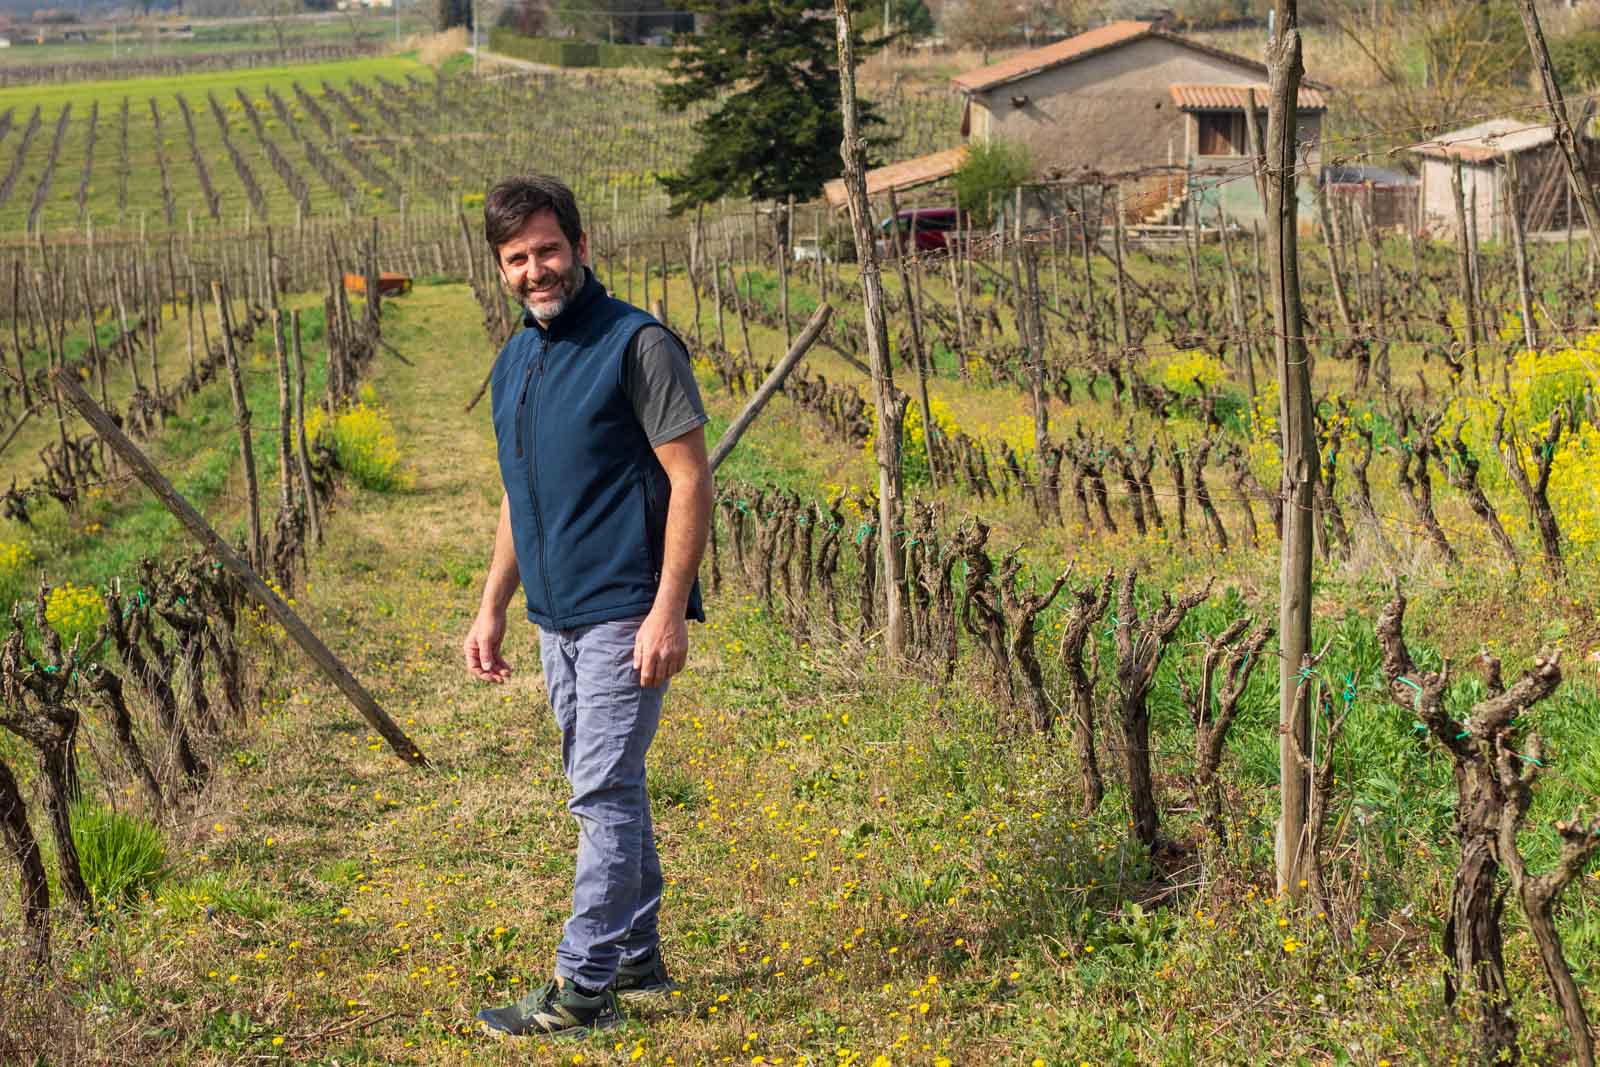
[{"xmin": 577, "ymin": 231, "xmax": 590, "ymax": 267}]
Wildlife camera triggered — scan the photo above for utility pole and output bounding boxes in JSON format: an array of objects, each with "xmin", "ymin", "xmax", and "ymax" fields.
[{"xmin": 1264, "ymin": 0, "xmax": 1317, "ymax": 903}]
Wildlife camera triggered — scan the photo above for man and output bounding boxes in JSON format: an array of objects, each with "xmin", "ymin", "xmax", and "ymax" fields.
[{"xmin": 464, "ymin": 175, "xmax": 712, "ymax": 1038}]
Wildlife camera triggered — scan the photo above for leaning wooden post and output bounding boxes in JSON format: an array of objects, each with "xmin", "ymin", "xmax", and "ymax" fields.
[
  {"xmin": 50, "ymin": 369, "xmax": 428, "ymax": 768},
  {"xmin": 835, "ymin": 0, "xmax": 906, "ymax": 664},
  {"xmin": 1264, "ymin": 0, "xmax": 1317, "ymax": 904},
  {"xmin": 710, "ymin": 303, "xmax": 833, "ymax": 473}
]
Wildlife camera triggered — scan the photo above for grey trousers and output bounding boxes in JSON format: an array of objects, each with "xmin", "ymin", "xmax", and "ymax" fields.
[{"xmin": 538, "ymin": 615, "xmax": 665, "ymax": 991}]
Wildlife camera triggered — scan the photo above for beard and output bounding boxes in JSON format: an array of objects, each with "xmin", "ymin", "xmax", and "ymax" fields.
[{"xmin": 520, "ymin": 261, "xmax": 585, "ymax": 322}]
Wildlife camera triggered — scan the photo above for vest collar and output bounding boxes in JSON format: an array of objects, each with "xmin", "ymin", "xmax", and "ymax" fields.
[{"xmin": 521, "ymin": 267, "xmax": 605, "ymax": 336}]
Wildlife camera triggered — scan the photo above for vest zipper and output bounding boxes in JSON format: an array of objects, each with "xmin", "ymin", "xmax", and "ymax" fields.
[
  {"xmin": 525, "ymin": 333, "xmax": 556, "ymax": 617},
  {"xmin": 513, "ymin": 353, "xmax": 536, "ymax": 458}
]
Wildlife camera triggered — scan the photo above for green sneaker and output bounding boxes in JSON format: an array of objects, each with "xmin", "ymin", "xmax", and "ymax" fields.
[
  {"xmin": 476, "ymin": 979, "xmax": 622, "ymax": 1038},
  {"xmin": 612, "ymin": 948, "xmax": 679, "ymax": 1003}
]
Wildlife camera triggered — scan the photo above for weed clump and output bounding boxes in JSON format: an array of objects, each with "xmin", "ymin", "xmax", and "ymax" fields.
[
  {"xmin": 44, "ymin": 581, "xmax": 104, "ymax": 648},
  {"xmin": 71, "ymin": 804, "xmax": 165, "ymax": 907},
  {"xmin": 307, "ymin": 398, "xmax": 409, "ymax": 492}
]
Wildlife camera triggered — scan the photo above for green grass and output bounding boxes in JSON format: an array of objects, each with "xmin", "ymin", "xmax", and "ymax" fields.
[
  {"xmin": 70, "ymin": 803, "xmax": 166, "ymax": 908},
  {"xmin": 0, "ymin": 56, "xmax": 427, "ymax": 116}
]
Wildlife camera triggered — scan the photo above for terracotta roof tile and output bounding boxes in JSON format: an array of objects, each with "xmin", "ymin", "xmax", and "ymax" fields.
[
  {"xmin": 823, "ymin": 145, "xmax": 969, "ymax": 209},
  {"xmin": 952, "ymin": 21, "xmax": 1158, "ymax": 92},
  {"xmin": 1169, "ymin": 83, "xmax": 1327, "ymax": 112},
  {"xmin": 950, "ymin": 21, "xmax": 1334, "ymax": 95}
]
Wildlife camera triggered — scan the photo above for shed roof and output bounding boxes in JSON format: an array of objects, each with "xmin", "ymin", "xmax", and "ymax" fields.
[
  {"xmin": 823, "ymin": 145, "xmax": 968, "ymax": 209},
  {"xmin": 1169, "ymin": 82, "xmax": 1327, "ymax": 112},
  {"xmin": 951, "ymin": 20, "xmax": 1330, "ymax": 95},
  {"xmin": 1408, "ymin": 116, "xmax": 1592, "ymax": 163}
]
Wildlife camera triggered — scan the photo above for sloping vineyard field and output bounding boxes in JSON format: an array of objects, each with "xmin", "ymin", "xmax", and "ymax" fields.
[
  {"xmin": 0, "ymin": 57, "xmax": 961, "ymax": 239},
  {"xmin": 0, "ymin": 43, "xmax": 1599, "ymax": 1067}
]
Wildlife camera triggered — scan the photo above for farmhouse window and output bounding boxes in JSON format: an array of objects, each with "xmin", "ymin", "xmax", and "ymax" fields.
[{"xmin": 1197, "ymin": 112, "xmax": 1246, "ymax": 156}]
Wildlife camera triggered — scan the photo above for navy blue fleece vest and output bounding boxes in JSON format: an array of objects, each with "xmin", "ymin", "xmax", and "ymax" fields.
[{"xmin": 490, "ymin": 270, "xmax": 705, "ymax": 631}]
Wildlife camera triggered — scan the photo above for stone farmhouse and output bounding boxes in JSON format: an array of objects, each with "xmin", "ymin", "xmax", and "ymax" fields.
[{"xmin": 950, "ymin": 20, "xmax": 1328, "ymax": 225}]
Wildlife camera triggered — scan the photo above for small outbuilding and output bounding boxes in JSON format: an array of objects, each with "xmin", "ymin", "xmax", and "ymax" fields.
[{"xmin": 1409, "ymin": 116, "xmax": 1600, "ymax": 241}]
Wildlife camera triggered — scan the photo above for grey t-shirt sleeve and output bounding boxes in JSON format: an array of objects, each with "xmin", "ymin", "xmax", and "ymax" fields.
[{"xmin": 624, "ymin": 324, "xmax": 709, "ymax": 447}]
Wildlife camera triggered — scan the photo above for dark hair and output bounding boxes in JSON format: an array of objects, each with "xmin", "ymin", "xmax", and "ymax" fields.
[{"xmin": 483, "ymin": 175, "xmax": 583, "ymax": 255}]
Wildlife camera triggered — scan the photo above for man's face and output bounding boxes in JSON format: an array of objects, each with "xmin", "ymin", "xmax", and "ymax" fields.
[{"xmin": 496, "ymin": 210, "xmax": 588, "ymax": 323}]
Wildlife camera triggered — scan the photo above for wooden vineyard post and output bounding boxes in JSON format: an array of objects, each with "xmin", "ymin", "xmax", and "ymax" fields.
[
  {"xmin": 213, "ymin": 281, "xmax": 264, "ymax": 571},
  {"xmin": 658, "ymin": 242, "xmax": 670, "ymax": 325},
  {"xmin": 49, "ymin": 369, "xmax": 428, "ymax": 768},
  {"xmin": 887, "ymin": 187, "xmax": 939, "ymax": 491},
  {"xmin": 1264, "ymin": 0, "xmax": 1317, "ymax": 904},
  {"xmin": 709, "ymin": 304, "xmax": 833, "ymax": 473},
  {"xmin": 1450, "ymin": 157, "xmax": 1482, "ymax": 386},
  {"xmin": 712, "ymin": 256, "xmax": 727, "ymax": 353},
  {"xmin": 1217, "ymin": 204, "xmax": 1257, "ymax": 399},
  {"xmin": 778, "ymin": 198, "xmax": 792, "ymax": 351},
  {"xmin": 1504, "ymin": 153, "xmax": 1539, "ymax": 355},
  {"xmin": 291, "ymin": 310, "xmax": 322, "ymax": 547},
  {"xmin": 272, "ymin": 309, "xmax": 295, "ymax": 515},
  {"xmin": 835, "ymin": 0, "xmax": 907, "ymax": 665}
]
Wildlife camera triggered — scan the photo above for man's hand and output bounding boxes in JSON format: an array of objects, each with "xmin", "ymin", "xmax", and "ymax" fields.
[
  {"xmin": 633, "ymin": 607, "xmax": 687, "ymax": 689},
  {"xmin": 464, "ymin": 607, "xmax": 512, "ymax": 683}
]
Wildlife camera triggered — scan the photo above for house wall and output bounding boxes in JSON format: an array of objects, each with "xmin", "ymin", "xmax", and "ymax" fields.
[
  {"xmin": 1187, "ymin": 112, "xmax": 1323, "ymax": 224},
  {"xmin": 970, "ymin": 37, "xmax": 1268, "ymax": 174}
]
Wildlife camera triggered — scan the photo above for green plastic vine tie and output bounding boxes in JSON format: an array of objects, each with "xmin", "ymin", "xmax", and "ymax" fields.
[
  {"xmin": 1517, "ymin": 754, "xmax": 1545, "ymax": 767},
  {"xmin": 854, "ymin": 522, "xmax": 875, "ymax": 545}
]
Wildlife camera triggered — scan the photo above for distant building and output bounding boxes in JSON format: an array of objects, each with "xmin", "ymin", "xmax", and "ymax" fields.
[
  {"xmin": 1321, "ymin": 163, "xmax": 1418, "ymax": 232},
  {"xmin": 951, "ymin": 20, "xmax": 1329, "ymax": 224},
  {"xmin": 1409, "ymin": 117, "xmax": 1600, "ymax": 240}
]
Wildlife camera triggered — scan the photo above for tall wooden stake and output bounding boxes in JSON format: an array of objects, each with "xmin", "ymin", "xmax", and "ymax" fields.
[
  {"xmin": 213, "ymin": 281, "xmax": 264, "ymax": 572},
  {"xmin": 1450, "ymin": 157, "xmax": 1482, "ymax": 386},
  {"xmin": 835, "ymin": 0, "xmax": 906, "ymax": 664},
  {"xmin": 1265, "ymin": 0, "xmax": 1317, "ymax": 903}
]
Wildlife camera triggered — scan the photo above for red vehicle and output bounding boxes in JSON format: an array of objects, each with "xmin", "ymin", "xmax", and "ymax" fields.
[{"xmin": 876, "ymin": 207, "xmax": 962, "ymax": 256}]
